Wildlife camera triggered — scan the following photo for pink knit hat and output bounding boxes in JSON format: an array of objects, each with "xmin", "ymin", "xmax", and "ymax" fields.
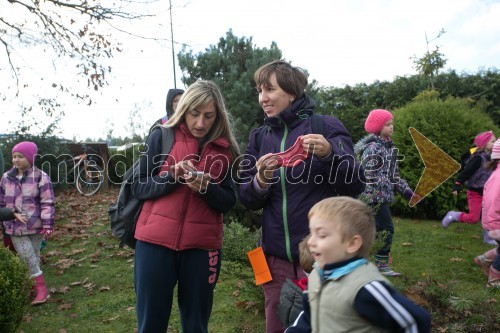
[
  {"xmin": 364, "ymin": 109, "xmax": 393, "ymax": 134},
  {"xmin": 491, "ymin": 139, "xmax": 500, "ymax": 160},
  {"xmin": 473, "ymin": 131, "xmax": 493, "ymax": 150},
  {"xmin": 12, "ymin": 141, "xmax": 38, "ymax": 166}
]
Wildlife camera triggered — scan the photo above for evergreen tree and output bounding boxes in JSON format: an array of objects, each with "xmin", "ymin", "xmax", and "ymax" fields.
[{"xmin": 178, "ymin": 29, "xmax": 282, "ymax": 151}]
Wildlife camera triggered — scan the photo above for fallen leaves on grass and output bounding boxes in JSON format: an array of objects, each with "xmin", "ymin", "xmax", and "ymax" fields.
[
  {"xmin": 99, "ymin": 285, "xmax": 111, "ymax": 292},
  {"xmin": 235, "ymin": 300, "xmax": 258, "ymax": 310},
  {"xmin": 51, "ymin": 286, "xmax": 70, "ymax": 294},
  {"xmin": 58, "ymin": 303, "xmax": 73, "ymax": 311},
  {"xmin": 449, "ymin": 257, "xmax": 464, "ymax": 262}
]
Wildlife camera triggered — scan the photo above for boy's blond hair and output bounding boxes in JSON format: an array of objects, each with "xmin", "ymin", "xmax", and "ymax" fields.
[
  {"xmin": 308, "ymin": 196, "xmax": 375, "ymax": 258},
  {"xmin": 298, "ymin": 235, "xmax": 314, "ymax": 273}
]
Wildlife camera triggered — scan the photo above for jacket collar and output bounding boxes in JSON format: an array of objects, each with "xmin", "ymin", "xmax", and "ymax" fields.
[
  {"xmin": 263, "ymin": 94, "xmax": 315, "ymax": 130},
  {"xmin": 7, "ymin": 166, "xmax": 36, "ymax": 181},
  {"xmin": 317, "ymin": 257, "xmax": 368, "ymax": 281}
]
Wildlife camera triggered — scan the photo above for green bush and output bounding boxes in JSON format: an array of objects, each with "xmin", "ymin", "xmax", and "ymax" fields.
[
  {"xmin": 0, "ymin": 247, "xmax": 31, "ymax": 333},
  {"xmin": 222, "ymin": 219, "xmax": 260, "ymax": 264},
  {"xmin": 391, "ymin": 90, "xmax": 499, "ymax": 218}
]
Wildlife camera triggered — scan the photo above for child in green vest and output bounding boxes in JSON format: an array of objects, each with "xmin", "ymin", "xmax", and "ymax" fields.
[{"xmin": 285, "ymin": 197, "xmax": 431, "ymax": 333}]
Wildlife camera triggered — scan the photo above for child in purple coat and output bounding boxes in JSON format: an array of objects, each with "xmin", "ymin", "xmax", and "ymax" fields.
[{"xmin": 0, "ymin": 141, "xmax": 55, "ymax": 305}]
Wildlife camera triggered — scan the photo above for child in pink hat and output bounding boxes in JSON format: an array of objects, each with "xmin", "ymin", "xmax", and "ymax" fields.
[
  {"xmin": 354, "ymin": 109, "xmax": 414, "ymax": 276},
  {"xmin": 473, "ymin": 138, "xmax": 500, "ymax": 288},
  {"xmin": 0, "ymin": 141, "xmax": 55, "ymax": 305},
  {"xmin": 442, "ymin": 131, "xmax": 497, "ymax": 242}
]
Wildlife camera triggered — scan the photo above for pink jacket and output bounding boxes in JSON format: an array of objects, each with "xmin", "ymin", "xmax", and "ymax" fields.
[{"xmin": 482, "ymin": 163, "xmax": 500, "ymax": 231}]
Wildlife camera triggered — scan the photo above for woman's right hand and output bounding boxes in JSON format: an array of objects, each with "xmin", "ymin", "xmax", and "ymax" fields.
[
  {"xmin": 255, "ymin": 153, "xmax": 279, "ymax": 189},
  {"xmin": 170, "ymin": 160, "xmax": 196, "ymax": 180},
  {"xmin": 13, "ymin": 212, "xmax": 28, "ymax": 224}
]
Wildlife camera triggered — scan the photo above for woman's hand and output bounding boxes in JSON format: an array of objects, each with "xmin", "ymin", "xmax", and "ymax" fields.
[
  {"xmin": 184, "ymin": 172, "xmax": 211, "ymax": 192},
  {"xmin": 301, "ymin": 134, "xmax": 332, "ymax": 158},
  {"xmin": 255, "ymin": 153, "xmax": 279, "ymax": 189},
  {"xmin": 170, "ymin": 160, "xmax": 196, "ymax": 180},
  {"xmin": 13, "ymin": 212, "xmax": 28, "ymax": 224}
]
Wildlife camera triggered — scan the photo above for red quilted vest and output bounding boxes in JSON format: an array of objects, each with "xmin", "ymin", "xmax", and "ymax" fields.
[{"xmin": 135, "ymin": 124, "xmax": 231, "ymax": 250}]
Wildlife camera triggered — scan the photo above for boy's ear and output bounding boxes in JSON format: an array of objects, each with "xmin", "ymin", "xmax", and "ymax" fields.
[{"xmin": 346, "ymin": 235, "xmax": 363, "ymax": 255}]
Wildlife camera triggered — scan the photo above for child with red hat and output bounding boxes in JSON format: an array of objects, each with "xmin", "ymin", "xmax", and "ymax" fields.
[
  {"xmin": 354, "ymin": 109, "xmax": 414, "ymax": 276},
  {"xmin": 0, "ymin": 141, "xmax": 55, "ymax": 305},
  {"xmin": 473, "ymin": 138, "xmax": 500, "ymax": 288},
  {"xmin": 442, "ymin": 131, "xmax": 497, "ymax": 243}
]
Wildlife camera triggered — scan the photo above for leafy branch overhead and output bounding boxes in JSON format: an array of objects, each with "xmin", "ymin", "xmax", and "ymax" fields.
[
  {"xmin": 1, "ymin": 0, "xmax": 152, "ymax": 92},
  {"xmin": 411, "ymin": 29, "xmax": 448, "ymax": 90}
]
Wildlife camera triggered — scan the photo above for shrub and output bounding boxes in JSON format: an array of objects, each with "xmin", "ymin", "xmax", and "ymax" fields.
[
  {"xmin": 390, "ymin": 90, "xmax": 499, "ymax": 218},
  {"xmin": 222, "ymin": 219, "xmax": 260, "ymax": 264},
  {"xmin": 0, "ymin": 246, "xmax": 31, "ymax": 333}
]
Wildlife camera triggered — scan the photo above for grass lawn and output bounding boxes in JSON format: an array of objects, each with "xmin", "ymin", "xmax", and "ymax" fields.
[{"xmin": 11, "ymin": 188, "xmax": 500, "ymax": 332}]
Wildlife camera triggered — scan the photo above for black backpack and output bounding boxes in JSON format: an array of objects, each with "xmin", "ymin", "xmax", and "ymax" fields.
[{"xmin": 108, "ymin": 125, "xmax": 174, "ymax": 248}]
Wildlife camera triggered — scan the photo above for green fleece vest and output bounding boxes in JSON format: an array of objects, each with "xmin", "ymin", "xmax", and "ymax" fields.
[{"xmin": 307, "ymin": 262, "xmax": 391, "ymax": 333}]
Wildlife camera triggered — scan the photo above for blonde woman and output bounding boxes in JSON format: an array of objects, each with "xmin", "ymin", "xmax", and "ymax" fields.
[{"xmin": 131, "ymin": 80, "xmax": 239, "ymax": 333}]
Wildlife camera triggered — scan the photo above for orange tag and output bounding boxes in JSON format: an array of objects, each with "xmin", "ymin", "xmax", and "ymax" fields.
[{"xmin": 247, "ymin": 247, "xmax": 272, "ymax": 285}]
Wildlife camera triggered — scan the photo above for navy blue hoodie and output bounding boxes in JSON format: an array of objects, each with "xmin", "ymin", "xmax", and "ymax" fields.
[{"xmin": 238, "ymin": 94, "xmax": 365, "ymax": 262}]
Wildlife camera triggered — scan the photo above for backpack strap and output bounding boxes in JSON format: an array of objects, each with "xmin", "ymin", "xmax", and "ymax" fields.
[
  {"xmin": 254, "ymin": 124, "xmax": 268, "ymax": 152},
  {"xmin": 128, "ymin": 125, "xmax": 174, "ymax": 180},
  {"xmin": 149, "ymin": 124, "xmax": 175, "ymax": 159},
  {"xmin": 158, "ymin": 126, "xmax": 175, "ymax": 156},
  {"xmin": 254, "ymin": 114, "xmax": 324, "ymax": 152},
  {"xmin": 311, "ymin": 114, "xmax": 324, "ymax": 136}
]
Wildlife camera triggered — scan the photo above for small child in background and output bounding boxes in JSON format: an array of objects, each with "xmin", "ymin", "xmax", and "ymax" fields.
[
  {"xmin": 0, "ymin": 141, "xmax": 55, "ymax": 305},
  {"xmin": 442, "ymin": 131, "xmax": 496, "ymax": 243},
  {"xmin": 286, "ymin": 197, "xmax": 431, "ymax": 333},
  {"xmin": 474, "ymin": 138, "xmax": 500, "ymax": 288},
  {"xmin": 278, "ymin": 235, "xmax": 314, "ymax": 328},
  {"xmin": 355, "ymin": 109, "xmax": 414, "ymax": 276}
]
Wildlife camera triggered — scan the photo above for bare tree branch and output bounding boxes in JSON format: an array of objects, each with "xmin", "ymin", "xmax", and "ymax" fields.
[{"xmin": 1, "ymin": 0, "xmax": 156, "ymax": 93}]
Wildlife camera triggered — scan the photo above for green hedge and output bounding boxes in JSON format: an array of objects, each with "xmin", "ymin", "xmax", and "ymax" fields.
[
  {"xmin": 390, "ymin": 90, "xmax": 499, "ymax": 219},
  {"xmin": 0, "ymin": 247, "xmax": 31, "ymax": 333}
]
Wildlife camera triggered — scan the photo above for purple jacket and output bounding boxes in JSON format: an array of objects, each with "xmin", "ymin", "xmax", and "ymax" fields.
[
  {"xmin": 238, "ymin": 94, "xmax": 365, "ymax": 262},
  {"xmin": 0, "ymin": 167, "xmax": 55, "ymax": 236},
  {"xmin": 354, "ymin": 134, "xmax": 412, "ymax": 205}
]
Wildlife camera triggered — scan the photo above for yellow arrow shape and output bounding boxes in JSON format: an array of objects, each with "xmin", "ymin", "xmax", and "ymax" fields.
[{"xmin": 408, "ymin": 127, "xmax": 461, "ymax": 207}]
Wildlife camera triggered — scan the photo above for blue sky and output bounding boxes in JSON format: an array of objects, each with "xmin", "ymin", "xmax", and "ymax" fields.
[{"xmin": 1, "ymin": 0, "xmax": 499, "ymax": 140}]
